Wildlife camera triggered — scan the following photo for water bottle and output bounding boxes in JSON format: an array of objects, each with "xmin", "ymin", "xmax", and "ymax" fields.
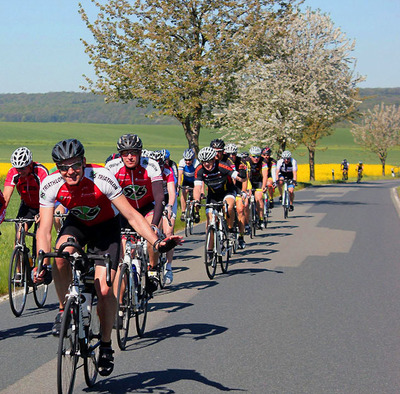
[{"xmin": 81, "ymin": 291, "xmax": 92, "ymax": 326}]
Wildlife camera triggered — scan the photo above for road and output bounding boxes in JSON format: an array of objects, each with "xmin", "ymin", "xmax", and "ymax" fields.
[{"xmin": 1, "ymin": 179, "xmax": 400, "ymax": 393}]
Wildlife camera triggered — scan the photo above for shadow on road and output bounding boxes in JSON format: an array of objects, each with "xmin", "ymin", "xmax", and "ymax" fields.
[{"xmin": 93, "ymin": 367, "xmax": 244, "ymax": 393}]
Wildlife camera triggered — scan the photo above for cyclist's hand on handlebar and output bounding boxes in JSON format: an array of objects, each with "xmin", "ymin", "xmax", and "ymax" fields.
[
  {"xmin": 34, "ymin": 214, "xmax": 40, "ymax": 223},
  {"xmin": 154, "ymin": 235, "xmax": 184, "ymax": 253}
]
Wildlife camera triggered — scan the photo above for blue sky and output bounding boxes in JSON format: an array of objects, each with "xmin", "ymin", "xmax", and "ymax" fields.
[{"xmin": 1, "ymin": 0, "xmax": 399, "ymax": 93}]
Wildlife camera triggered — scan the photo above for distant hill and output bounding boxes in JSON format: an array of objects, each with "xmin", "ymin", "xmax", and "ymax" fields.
[{"xmin": 0, "ymin": 88, "xmax": 399, "ymax": 125}]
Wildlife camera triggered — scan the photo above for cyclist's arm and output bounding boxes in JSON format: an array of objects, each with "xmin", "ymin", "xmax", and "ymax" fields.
[
  {"xmin": 112, "ymin": 194, "xmax": 159, "ymax": 246},
  {"xmin": 3, "ymin": 185, "xmax": 14, "ymax": 208},
  {"xmin": 166, "ymin": 180, "xmax": 176, "ymax": 207},
  {"xmin": 36, "ymin": 206, "xmax": 54, "ymax": 256},
  {"xmin": 261, "ymin": 167, "xmax": 268, "ymax": 190},
  {"xmin": 151, "ymin": 180, "xmax": 165, "ymax": 226},
  {"xmin": 193, "ymin": 182, "xmax": 203, "ymax": 202},
  {"xmin": 178, "ymin": 169, "xmax": 184, "ymax": 186}
]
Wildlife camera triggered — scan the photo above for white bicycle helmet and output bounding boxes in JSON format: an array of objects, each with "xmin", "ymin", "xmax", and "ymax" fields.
[
  {"xmin": 249, "ymin": 146, "xmax": 262, "ymax": 156},
  {"xmin": 282, "ymin": 150, "xmax": 292, "ymax": 159},
  {"xmin": 183, "ymin": 148, "xmax": 195, "ymax": 160},
  {"xmin": 11, "ymin": 147, "xmax": 33, "ymax": 168},
  {"xmin": 225, "ymin": 143, "xmax": 238, "ymax": 154},
  {"xmin": 198, "ymin": 147, "xmax": 216, "ymax": 162}
]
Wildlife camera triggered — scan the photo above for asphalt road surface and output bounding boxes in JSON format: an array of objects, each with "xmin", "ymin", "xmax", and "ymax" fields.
[{"xmin": 1, "ymin": 179, "xmax": 400, "ymax": 393}]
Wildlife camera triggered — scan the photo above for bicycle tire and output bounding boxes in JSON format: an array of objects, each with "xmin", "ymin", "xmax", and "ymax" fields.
[
  {"xmin": 84, "ymin": 294, "xmax": 101, "ymax": 387},
  {"xmin": 263, "ymin": 196, "xmax": 269, "ymax": 228},
  {"xmin": 189, "ymin": 205, "xmax": 194, "ymax": 235},
  {"xmin": 8, "ymin": 247, "xmax": 28, "ymax": 317},
  {"xmin": 135, "ymin": 264, "xmax": 149, "ymax": 337},
  {"xmin": 158, "ymin": 256, "xmax": 167, "ymax": 289},
  {"xmin": 283, "ymin": 191, "xmax": 289, "ymax": 219},
  {"xmin": 33, "ymin": 258, "xmax": 49, "ymax": 307},
  {"xmin": 251, "ymin": 201, "xmax": 257, "ymax": 237},
  {"xmin": 184, "ymin": 204, "xmax": 191, "ymax": 237},
  {"xmin": 57, "ymin": 296, "xmax": 79, "ymax": 394},
  {"xmin": 205, "ymin": 226, "xmax": 217, "ymax": 279},
  {"xmin": 220, "ymin": 229, "xmax": 230, "ymax": 274},
  {"xmin": 116, "ymin": 263, "xmax": 131, "ymax": 350}
]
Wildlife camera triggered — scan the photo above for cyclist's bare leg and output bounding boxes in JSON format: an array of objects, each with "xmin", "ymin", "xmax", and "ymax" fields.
[
  {"xmin": 95, "ymin": 265, "xmax": 117, "ymax": 343},
  {"xmin": 235, "ymin": 197, "xmax": 245, "ymax": 234},
  {"xmin": 224, "ymin": 196, "xmax": 236, "ymax": 230},
  {"xmin": 163, "ymin": 215, "xmax": 175, "ymax": 264},
  {"xmin": 255, "ymin": 190, "xmax": 264, "ymax": 219},
  {"xmin": 180, "ymin": 189, "xmax": 188, "ymax": 214},
  {"xmin": 289, "ymin": 187, "xmax": 295, "ymax": 205}
]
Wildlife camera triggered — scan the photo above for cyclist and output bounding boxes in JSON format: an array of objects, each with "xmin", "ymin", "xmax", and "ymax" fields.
[
  {"xmin": 276, "ymin": 150, "xmax": 298, "ymax": 211},
  {"xmin": 356, "ymin": 161, "xmax": 364, "ymax": 181},
  {"xmin": 224, "ymin": 143, "xmax": 248, "ymax": 249},
  {"xmin": 210, "ymin": 138, "xmax": 230, "ymax": 163},
  {"xmin": 341, "ymin": 158, "xmax": 349, "ymax": 180},
  {"xmin": 3, "ymin": 147, "xmax": 49, "ymax": 232},
  {"xmin": 245, "ymin": 146, "xmax": 269, "ymax": 229},
  {"xmin": 105, "ymin": 134, "xmax": 166, "ymax": 289},
  {"xmin": 178, "ymin": 148, "xmax": 200, "ymax": 222},
  {"xmin": 0, "ymin": 189, "xmax": 6, "ymax": 225},
  {"xmin": 36, "ymin": 138, "xmax": 182, "ymax": 377},
  {"xmin": 152, "ymin": 150, "xmax": 176, "ymax": 285},
  {"xmin": 261, "ymin": 147, "xmax": 277, "ymax": 208},
  {"xmin": 193, "ymin": 146, "xmax": 245, "ymax": 234}
]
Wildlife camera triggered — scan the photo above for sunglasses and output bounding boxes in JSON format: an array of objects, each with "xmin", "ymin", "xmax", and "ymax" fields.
[
  {"xmin": 251, "ymin": 155, "xmax": 260, "ymax": 159},
  {"xmin": 57, "ymin": 160, "xmax": 83, "ymax": 172},
  {"xmin": 121, "ymin": 150, "xmax": 141, "ymax": 157}
]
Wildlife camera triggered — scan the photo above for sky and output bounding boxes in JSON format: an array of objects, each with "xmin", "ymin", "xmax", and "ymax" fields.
[{"xmin": 0, "ymin": 0, "xmax": 399, "ymax": 94}]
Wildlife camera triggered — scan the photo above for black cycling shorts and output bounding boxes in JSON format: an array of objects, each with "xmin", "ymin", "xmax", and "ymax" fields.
[
  {"xmin": 17, "ymin": 202, "xmax": 38, "ymax": 230},
  {"xmin": 57, "ymin": 215, "xmax": 121, "ymax": 271}
]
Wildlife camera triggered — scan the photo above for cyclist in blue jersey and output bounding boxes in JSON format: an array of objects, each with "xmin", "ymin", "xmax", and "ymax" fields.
[{"xmin": 178, "ymin": 148, "xmax": 200, "ymax": 222}]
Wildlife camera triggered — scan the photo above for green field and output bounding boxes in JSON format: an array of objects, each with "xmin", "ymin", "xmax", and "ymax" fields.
[{"xmin": 1, "ymin": 122, "xmax": 400, "ymax": 165}]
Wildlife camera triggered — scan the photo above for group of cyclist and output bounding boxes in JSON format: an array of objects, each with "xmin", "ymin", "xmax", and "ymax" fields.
[
  {"xmin": 1, "ymin": 134, "xmax": 299, "ymax": 378},
  {"xmin": 341, "ymin": 158, "xmax": 364, "ymax": 181}
]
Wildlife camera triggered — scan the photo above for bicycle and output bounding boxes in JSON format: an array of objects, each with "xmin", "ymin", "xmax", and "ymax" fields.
[
  {"xmin": 201, "ymin": 202, "xmax": 231, "ymax": 279},
  {"xmin": 281, "ymin": 179, "xmax": 291, "ymax": 219},
  {"xmin": 116, "ymin": 229, "xmax": 150, "ymax": 349},
  {"xmin": 37, "ymin": 238, "xmax": 112, "ymax": 393},
  {"xmin": 179, "ymin": 186, "xmax": 195, "ymax": 237},
  {"xmin": 5, "ymin": 217, "xmax": 49, "ymax": 317}
]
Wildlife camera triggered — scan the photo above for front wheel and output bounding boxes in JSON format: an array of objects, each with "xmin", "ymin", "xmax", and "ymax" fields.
[
  {"xmin": 57, "ymin": 296, "xmax": 79, "ymax": 394},
  {"xmin": 9, "ymin": 247, "xmax": 28, "ymax": 317},
  {"xmin": 116, "ymin": 263, "xmax": 131, "ymax": 350},
  {"xmin": 205, "ymin": 226, "xmax": 217, "ymax": 279},
  {"xmin": 33, "ymin": 259, "xmax": 49, "ymax": 308},
  {"xmin": 283, "ymin": 191, "xmax": 289, "ymax": 219},
  {"xmin": 220, "ymin": 230, "xmax": 230, "ymax": 274},
  {"xmin": 84, "ymin": 294, "xmax": 101, "ymax": 387},
  {"xmin": 135, "ymin": 265, "xmax": 149, "ymax": 337},
  {"xmin": 251, "ymin": 202, "xmax": 257, "ymax": 237}
]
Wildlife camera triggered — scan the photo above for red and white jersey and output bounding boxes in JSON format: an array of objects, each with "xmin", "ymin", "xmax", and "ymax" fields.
[
  {"xmin": 162, "ymin": 165, "xmax": 175, "ymax": 195},
  {"xmin": 40, "ymin": 164, "xmax": 122, "ymax": 226},
  {"xmin": 4, "ymin": 162, "xmax": 49, "ymax": 209},
  {"xmin": 105, "ymin": 156, "xmax": 162, "ymax": 210}
]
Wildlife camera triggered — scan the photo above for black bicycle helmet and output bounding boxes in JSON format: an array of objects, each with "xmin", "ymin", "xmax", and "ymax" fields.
[
  {"xmin": 117, "ymin": 134, "xmax": 143, "ymax": 152},
  {"xmin": 210, "ymin": 138, "xmax": 225, "ymax": 150},
  {"xmin": 52, "ymin": 139, "xmax": 85, "ymax": 163}
]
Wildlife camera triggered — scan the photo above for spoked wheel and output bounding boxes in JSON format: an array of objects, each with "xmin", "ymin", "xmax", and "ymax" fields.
[
  {"xmin": 33, "ymin": 259, "xmax": 49, "ymax": 307},
  {"xmin": 158, "ymin": 257, "xmax": 166, "ymax": 289},
  {"xmin": 8, "ymin": 247, "xmax": 28, "ymax": 317},
  {"xmin": 283, "ymin": 192, "xmax": 289, "ymax": 219},
  {"xmin": 57, "ymin": 297, "xmax": 79, "ymax": 394},
  {"xmin": 251, "ymin": 203, "xmax": 257, "ymax": 237},
  {"xmin": 263, "ymin": 198, "xmax": 270, "ymax": 229},
  {"xmin": 205, "ymin": 226, "xmax": 217, "ymax": 279},
  {"xmin": 184, "ymin": 205, "xmax": 191, "ymax": 237},
  {"xmin": 135, "ymin": 267, "xmax": 149, "ymax": 337},
  {"xmin": 116, "ymin": 263, "xmax": 131, "ymax": 350},
  {"xmin": 220, "ymin": 230, "xmax": 230, "ymax": 274},
  {"xmin": 84, "ymin": 294, "xmax": 101, "ymax": 387}
]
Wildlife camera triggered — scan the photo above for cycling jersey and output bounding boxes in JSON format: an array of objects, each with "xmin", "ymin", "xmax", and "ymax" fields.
[
  {"xmin": 194, "ymin": 161, "xmax": 238, "ymax": 199},
  {"xmin": 228, "ymin": 157, "xmax": 247, "ymax": 192},
  {"xmin": 276, "ymin": 158, "xmax": 298, "ymax": 179},
  {"xmin": 245, "ymin": 159, "xmax": 268, "ymax": 188},
  {"xmin": 40, "ymin": 164, "xmax": 122, "ymax": 226},
  {"xmin": 178, "ymin": 158, "xmax": 200, "ymax": 185},
  {"xmin": 0, "ymin": 190, "xmax": 6, "ymax": 224},
  {"xmin": 341, "ymin": 161, "xmax": 349, "ymax": 170},
  {"xmin": 263, "ymin": 157, "xmax": 277, "ymax": 181},
  {"xmin": 162, "ymin": 165, "xmax": 175, "ymax": 196},
  {"xmin": 4, "ymin": 162, "xmax": 49, "ymax": 209}
]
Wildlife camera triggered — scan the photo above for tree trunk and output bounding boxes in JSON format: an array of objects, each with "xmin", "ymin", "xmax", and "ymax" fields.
[
  {"xmin": 308, "ymin": 147, "xmax": 315, "ymax": 181},
  {"xmin": 381, "ymin": 157, "xmax": 386, "ymax": 176},
  {"xmin": 178, "ymin": 109, "xmax": 202, "ymax": 155}
]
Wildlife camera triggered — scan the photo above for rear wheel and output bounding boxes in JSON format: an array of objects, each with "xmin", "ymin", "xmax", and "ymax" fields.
[
  {"xmin": 8, "ymin": 247, "xmax": 28, "ymax": 317},
  {"xmin": 116, "ymin": 263, "xmax": 130, "ymax": 350},
  {"xmin": 57, "ymin": 296, "xmax": 78, "ymax": 394},
  {"xmin": 205, "ymin": 226, "xmax": 217, "ymax": 279},
  {"xmin": 135, "ymin": 265, "xmax": 149, "ymax": 337},
  {"xmin": 84, "ymin": 294, "xmax": 101, "ymax": 387}
]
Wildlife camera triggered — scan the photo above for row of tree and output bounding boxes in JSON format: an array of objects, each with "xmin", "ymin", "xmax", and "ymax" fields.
[{"xmin": 78, "ymin": 0, "xmax": 399, "ymax": 179}]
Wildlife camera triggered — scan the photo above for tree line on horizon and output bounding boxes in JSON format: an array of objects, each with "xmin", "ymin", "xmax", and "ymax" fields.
[{"xmin": 0, "ymin": 88, "xmax": 399, "ymax": 126}]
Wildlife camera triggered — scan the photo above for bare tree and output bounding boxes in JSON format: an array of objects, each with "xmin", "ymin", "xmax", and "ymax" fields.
[
  {"xmin": 351, "ymin": 103, "xmax": 400, "ymax": 175},
  {"xmin": 78, "ymin": 0, "xmax": 300, "ymax": 153}
]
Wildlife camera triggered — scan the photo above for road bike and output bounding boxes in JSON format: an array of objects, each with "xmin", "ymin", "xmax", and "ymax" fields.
[
  {"xmin": 37, "ymin": 238, "xmax": 112, "ymax": 393},
  {"xmin": 202, "ymin": 202, "xmax": 231, "ymax": 279},
  {"xmin": 5, "ymin": 217, "xmax": 49, "ymax": 317},
  {"xmin": 281, "ymin": 178, "xmax": 293, "ymax": 219},
  {"xmin": 116, "ymin": 229, "xmax": 150, "ymax": 349},
  {"xmin": 179, "ymin": 186, "xmax": 195, "ymax": 237}
]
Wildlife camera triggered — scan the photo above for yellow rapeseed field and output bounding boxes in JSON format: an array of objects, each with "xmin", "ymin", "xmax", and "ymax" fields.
[{"xmin": 0, "ymin": 162, "xmax": 391, "ymax": 182}]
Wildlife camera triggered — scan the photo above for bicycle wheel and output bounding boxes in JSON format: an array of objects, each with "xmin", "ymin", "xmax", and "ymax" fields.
[
  {"xmin": 158, "ymin": 256, "xmax": 166, "ymax": 289},
  {"xmin": 84, "ymin": 294, "xmax": 101, "ymax": 387},
  {"xmin": 189, "ymin": 204, "xmax": 194, "ymax": 235},
  {"xmin": 57, "ymin": 297, "xmax": 79, "ymax": 394},
  {"xmin": 184, "ymin": 204, "xmax": 191, "ymax": 237},
  {"xmin": 135, "ymin": 265, "xmax": 148, "ymax": 337},
  {"xmin": 205, "ymin": 226, "xmax": 217, "ymax": 279},
  {"xmin": 8, "ymin": 247, "xmax": 28, "ymax": 317},
  {"xmin": 116, "ymin": 263, "xmax": 131, "ymax": 350},
  {"xmin": 263, "ymin": 196, "xmax": 269, "ymax": 228},
  {"xmin": 251, "ymin": 202, "xmax": 257, "ymax": 237},
  {"xmin": 33, "ymin": 260, "xmax": 49, "ymax": 307},
  {"xmin": 283, "ymin": 191, "xmax": 289, "ymax": 219},
  {"xmin": 220, "ymin": 230, "xmax": 230, "ymax": 274}
]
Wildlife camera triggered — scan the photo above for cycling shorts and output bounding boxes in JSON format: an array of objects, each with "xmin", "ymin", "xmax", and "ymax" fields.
[
  {"xmin": 206, "ymin": 192, "xmax": 236, "ymax": 214},
  {"xmin": 250, "ymin": 180, "xmax": 263, "ymax": 190},
  {"xmin": 57, "ymin": 214, "xmax": 121, "ymax": 270},
  {"xmin": 17, "ymin": 202, "xmax": 38, "ymax": 230}
]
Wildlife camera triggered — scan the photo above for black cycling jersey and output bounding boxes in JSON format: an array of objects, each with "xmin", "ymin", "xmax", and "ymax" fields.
[{"xmin": 263, "ymin": 157, "xmax": 277, "ymax": 178}]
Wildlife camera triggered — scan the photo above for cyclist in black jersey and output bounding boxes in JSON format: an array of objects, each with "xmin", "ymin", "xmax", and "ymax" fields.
[
  {"xmin": 193, "ymin": 147, "xmax": 245, "ymax": 232},
  {"xmin": 261, "ymin": 147, "xmax": 277, "ymax": 207}
]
